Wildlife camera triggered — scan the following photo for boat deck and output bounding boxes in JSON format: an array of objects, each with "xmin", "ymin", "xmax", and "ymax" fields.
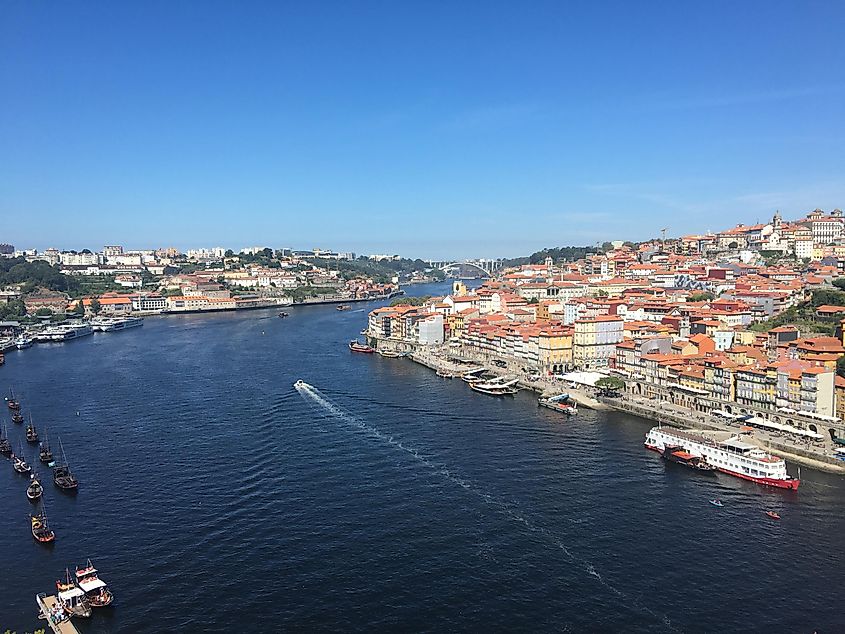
[{"xmin": 37, "ymin": 594, "xmax": 80, "ymax": 634}]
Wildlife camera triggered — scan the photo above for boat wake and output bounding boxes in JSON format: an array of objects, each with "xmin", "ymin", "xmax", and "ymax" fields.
[{"xmin": 294, "ymin": 381, "xmax": 679, "ymax": 632}]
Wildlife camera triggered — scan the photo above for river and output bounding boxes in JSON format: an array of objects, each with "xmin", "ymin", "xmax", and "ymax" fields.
[{"xmin": 1, "ymin": 281, "xmax": 843, "ymax": 632}]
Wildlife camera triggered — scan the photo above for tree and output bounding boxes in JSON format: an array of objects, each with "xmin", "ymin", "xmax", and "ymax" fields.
[
  {"xmin": 833, "ymin": 278, "xmax": 845, "ymax": 291},
  {"xmin": 688, "ymin": 291, "xmax": 715, "ymax": 302},
  {"xmin": 73, "ymin": 301, "xmax": 85, "ymax": 316},
  {"xmin": 35, "ymin": 307, "xmax": 52, "ymax": 317},
  {"xmin": 837, "ymin": 355, "xmax": 845, "ymax": 379},
  {"xmin": 224, "ymin": 249, "xmax": 234, "ymax": 258},
  {"xmin": 90, "ymin": 298, "xmax": 101, "ymax": 314},
  {"xmin": 595, "ymin": 376, "xmax": 625, "ymax": 395}
]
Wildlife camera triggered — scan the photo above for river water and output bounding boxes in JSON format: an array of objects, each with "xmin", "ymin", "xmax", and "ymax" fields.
[{"xmin": 1, "ymin": 281, "xmax": 843, "ymax": 632}]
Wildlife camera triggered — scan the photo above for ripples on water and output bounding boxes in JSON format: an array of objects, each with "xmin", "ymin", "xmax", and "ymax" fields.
[{"xmin": 1, "ymin": 287, "xmax": 844, "ymax": 632}]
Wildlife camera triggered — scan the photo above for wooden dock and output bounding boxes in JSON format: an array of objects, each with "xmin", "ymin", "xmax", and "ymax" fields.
[{"xmin": 36, "ymin": 594, "xmax": 80, "ymax": 634}]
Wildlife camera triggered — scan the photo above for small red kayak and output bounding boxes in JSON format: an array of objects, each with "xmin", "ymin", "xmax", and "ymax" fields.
[{"xmin": 765, "ymin": 511, "xmax": 781, "ymax": 520}]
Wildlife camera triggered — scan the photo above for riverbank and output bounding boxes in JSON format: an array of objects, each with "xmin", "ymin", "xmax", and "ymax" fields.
[{"xmin": 370, "ymin": 336, "xmax": 845, "ymax": 474}]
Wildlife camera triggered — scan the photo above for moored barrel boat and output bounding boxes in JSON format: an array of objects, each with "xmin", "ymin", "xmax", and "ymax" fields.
[
  {"xmin": 75, "ymin": 560, "xmax": 114, "ymax": 607},
  {"xmin": 31, "ymin": 505, "xmax": 55, "ymax": 543}
]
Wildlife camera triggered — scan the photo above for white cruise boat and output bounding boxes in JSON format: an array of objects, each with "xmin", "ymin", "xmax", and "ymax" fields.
[
  {"xmin": 644, "ymin": 426, "xmax": 800, "ymax": 490},
  {"xmin": 92, "ymin": 317, "xmax": 143, "ymax": 332},
  {"xmin": 15, "ymin": 336, "xmax": 34, "ymax": 349},
  {"xmin": 49, "ymin": 323, "xmax": 94, "ymax": 342}
]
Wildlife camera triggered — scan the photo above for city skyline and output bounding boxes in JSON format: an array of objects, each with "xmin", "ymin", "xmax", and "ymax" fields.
[{"xmin": 3, "ymin": 2, "xmax": 844, "ymax": 258}]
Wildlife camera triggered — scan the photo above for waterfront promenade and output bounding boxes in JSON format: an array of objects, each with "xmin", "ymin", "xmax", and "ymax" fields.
[{"xmin": 378, "ymin": 337, "xmax": 845, "ymax": 474}]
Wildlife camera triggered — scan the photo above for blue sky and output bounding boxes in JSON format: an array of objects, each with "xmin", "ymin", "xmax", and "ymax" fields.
[{"xmin": 2, "ymin": 1, "xmax": 844, "ymax": 259}]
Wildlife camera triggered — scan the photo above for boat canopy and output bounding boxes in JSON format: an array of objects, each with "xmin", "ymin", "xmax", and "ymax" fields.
[
  {"xmin": 58, "ymin": 587, "xmax": 86, "ymax": 600},
  {"xmin": 742, "ymin": 415, "xmax": 824, "ymax": 439},
  {"xmin": 78, "ymin": 578, "xmax": 107, "ymax": 591}
]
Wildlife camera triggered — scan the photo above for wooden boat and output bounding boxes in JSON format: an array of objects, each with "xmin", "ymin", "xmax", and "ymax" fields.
[
  {"xmin": 31, "ymin": 505, "xmax": 55, "ymax": 543},
  {"xmin": 765, "ymin": 511, "xmax": 781, "ymax": 520},
  {"xmin": 39, "ymin": 432, "xmax": 54, "ymax": 464},
  {"xmin": 378, "ymin": 350, "xmax": 403, "ymax": 358},
  {"xmin": 26, "ymin": 415, "xmax": 39, "ymax": 443},
  {"xmin": 27, "ymin": 473, "xmax": 44, "ymax": 501},
  {"xmin": 53, "ymin": 438, "xmax": 79, "ymax": 491},
  {"xmin": 56, "ymin": 571, "xmax": 92, "ymax": 618},
  {"xmin": 469, "ymin": 377, "xmax": 520, "ymax": 396},
  {"xmin": 75, "ymin": 559, "xmax": 114, "ymax": 607},
  {"xmin": 348, "ymin": 340, "xmax": 374, "ymax": 353},
  {"xmin": 13, "ymin": 444, "xmax": 32, "ymax": 474},
  {"xmin": 12, "ymin": 410, "xmax": 24, "ymax": 424},
  {"xmin": 6, "ymin": 387, "xmax": 21, "ymax": 411},
  {"xmin": 0, "ymin": 425, "xmax": 11, "ymax": 456}
]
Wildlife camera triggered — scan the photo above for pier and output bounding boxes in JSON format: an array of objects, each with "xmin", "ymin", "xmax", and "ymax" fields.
[{"xmin": 36, "ymin": 594, "xmax": 80, "ymax": 634}]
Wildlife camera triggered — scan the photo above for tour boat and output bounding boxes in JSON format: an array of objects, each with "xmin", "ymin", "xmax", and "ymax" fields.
[
  {"xmin": 470, "ymin": 377, "xmax": 520, "ymax": 396},
  {"xmin": 378, "ymin": 350, "xmax": 403, "ymax": 358},
  {"xmin": 6, "ymin": 388, "xmax": 21, "ymax": 410},
  {"xmin": 348, "ymin": 340, "xmax": 374, "ymax": 353},
  {"xmin": 31, "ymin": 506, "xmax": 55, "ymax": 543},
  {"xmin": 12, "ymin": 410, "xmax": 24, "ymax": 424},
  {"xmin": 278, "ymin": 312, "xmax": 290, "ymax": 318},
  {"xmin": 53, "ymin": 439, "xmax": 79, "ymax": 491},
  {"xmin": 644, "ymin": 426, "xmax": 800, "ymax": 490},
  {"xmin": 26, "ymin": 415, "xmax": 39, "ymax": 443},
  {"xmin": 336, "ymin": 305, "xmax": 351, "ymax": 311},
  {"xmin": 27, "ymin": 473, "xmax": 44, "ymax": 501},
  {"xmin": 765, "ymin": 511, "xmax": 781, "ymax": 520},
  {"xmin": 14, "ymin": 336, "xmax": 34, "ymax": 349},
  {"xmin": 661, "ymin": 445, "xmax": 717, "ymax": 473},
  {"xmin": 460, "ymin": 368, "xmax": 487, "ymax": 383},
  {"xmin": 75, "ymin": 560, "xmax": 114, "ymax": 607},
  {"xmin": 709, "ymin": 499, "xmax": 723, "ymax": 507},
  {"xmin": 436, "ymin": 368, "xmax": 455, "ymax": 378},
  {"xmin": 57, "ymin": 572, "xmax": 92, "ymax": 618}
]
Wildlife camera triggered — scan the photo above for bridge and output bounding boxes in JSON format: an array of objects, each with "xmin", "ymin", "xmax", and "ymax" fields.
[{"xmin": 427, "ymin": 258, "xmax": 505, "ymax": 277}]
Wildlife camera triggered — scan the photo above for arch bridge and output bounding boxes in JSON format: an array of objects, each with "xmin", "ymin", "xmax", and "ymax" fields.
[{"xmin": 427, "ymin": 259, "xmax": 504, "ymax": 277}]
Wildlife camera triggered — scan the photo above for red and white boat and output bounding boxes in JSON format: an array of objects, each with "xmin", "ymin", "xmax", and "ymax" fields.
[
  {"xmin": 644, "ymin": 426, "xmax": 800, "ymax": 490},
  {"xmin": 75, "ymin": 559, "xmax": 114, "ymax": 607},
  {"xmin": 348, "ymin": 340, "xmax": 374, "ymax": 353}
]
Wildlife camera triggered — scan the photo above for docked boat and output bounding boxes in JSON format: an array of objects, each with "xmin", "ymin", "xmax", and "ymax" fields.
[
  {"xmin": 53, "ymin": 439, "xmax": 79, "ymax": 491},
  {"xmin": 14, "ymin": 336, "xmax": 34, "ymax": 349},
  {"xmin": 40, "ymin": 433, "xmax": 55, "ymax": 464},
  {"xmin": 92, "ymin": 316, "xmax": 143, "ymax": 332},
  {"xmin": 75, "ymin": 560, "xmax": 114, "ymax": 607},
  {"xmin": 644, "ymin": 426, "xmax": 800, "ymax": 490},
  {"xmin": 6, "ymin": 387, "xmax": 21, "ymax": 410},
  {"xmin": 470, "ymin": 377, "xmax": 520, "ymax": 396},
  {"xmin": 27, "ymin": 473, "xmax": 44, "ymax": 501},
  {"xmin": 765, "ymin": 511, "xmax": 781, "ymax": 520},
  {"xmin": 49, "ymin": 323, "xmax": 94, "ymax": 342},
  {"xmin": 0, "ymin": 425, "xmax": 11, "ymax": 455},
  {"xmin": 460, "ymin": 367, "xmax": 487, "ymax": 383},
  {"xmin": 348, "ymin": 340, "xmax": 374, "ymax": 353},
  {"xmin": 436, "ymin": 368, "xmax": 455, "ymax": 378},
  {"xmin": 336, "ymin": 305, "xmax": 351, "ymax": 311},
  {"xmin": 539, "ymin": 394, "xmax": 577, "ymax": 415},
  {"xmin": 31, "ymin": 505, "xmax": 55, "ymax": 543},
  {"xmin": 26, "ymin": 415, "xmax": 39, "ymax": 443},
  {"xmin": 661, "ymin": 445, "xmax": 717, "ymax": 473},
  {"xmin": 57, "ymin": 572, "xmax": 92, "ymax": 618},
  {"xmin": 378, "ymin": 350, "xmax": 403, "ymax": 358}
]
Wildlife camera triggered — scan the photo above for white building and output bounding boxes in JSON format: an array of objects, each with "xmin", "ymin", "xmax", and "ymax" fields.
[{"xmin": 417, "ymin": 314, "xmax": 444, "ymax": 345}]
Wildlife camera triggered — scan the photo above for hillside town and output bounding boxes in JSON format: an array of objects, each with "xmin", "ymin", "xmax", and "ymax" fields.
[{"xmin": 365, "ymin": 208, "xmax": 845, "ymax": 462}]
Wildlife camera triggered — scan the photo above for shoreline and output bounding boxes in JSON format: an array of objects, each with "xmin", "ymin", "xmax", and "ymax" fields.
[{"xmin": 371, "ymin": 336, "xmax": 845, "ymax": 475}]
